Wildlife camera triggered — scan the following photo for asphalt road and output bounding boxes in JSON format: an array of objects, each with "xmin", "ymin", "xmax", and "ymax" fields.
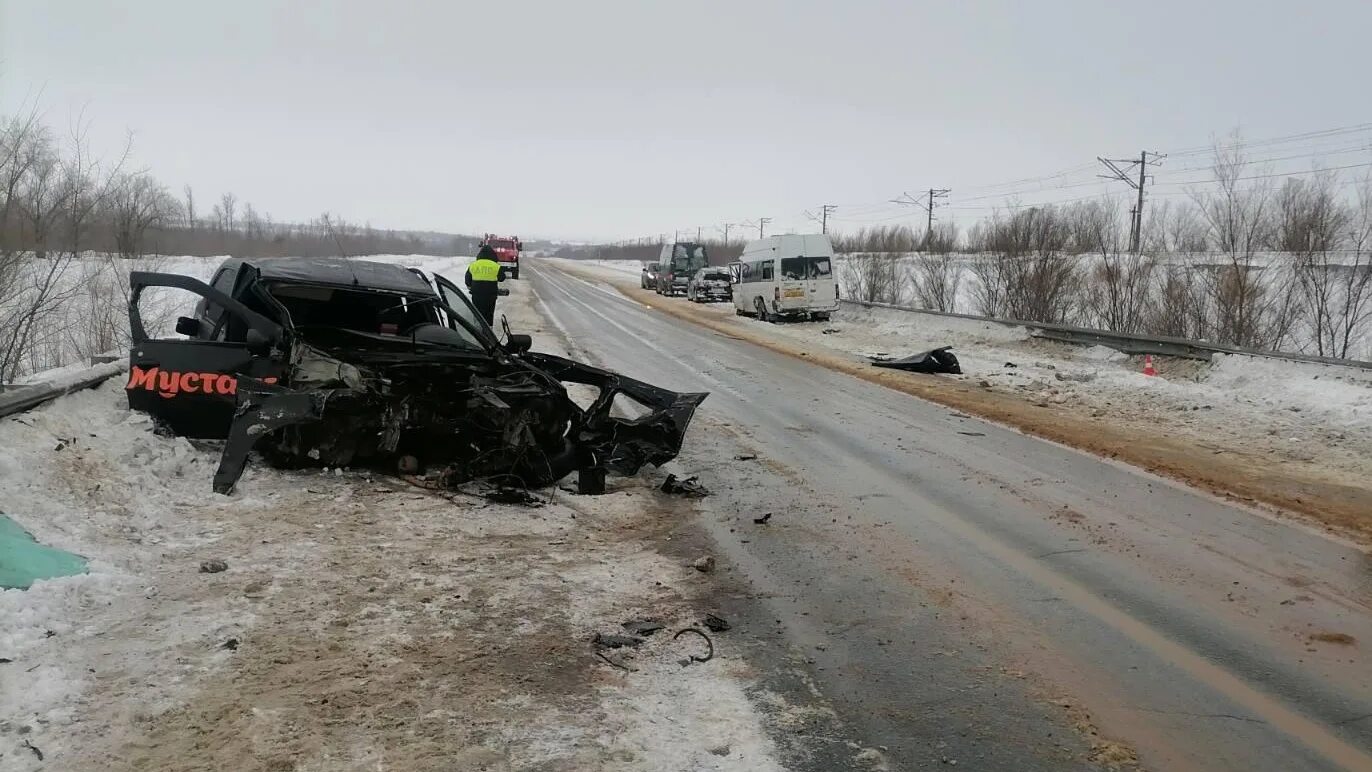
[{"xmin": 527, "ymin": 261, "xmax": 1372, "ymax": 771}]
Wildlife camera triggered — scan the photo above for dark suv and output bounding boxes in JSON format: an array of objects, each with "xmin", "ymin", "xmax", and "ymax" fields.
[
  {"xmin": 640, "ymin": 262, "xmax": 661, "ymax": 289},
  {"xmin": 655, "ymin": 242, "xmax": 708, "ymax": 296},
  {"xmin": 127, "ymin": 257, "xmax": 706, "ymax": 493}
]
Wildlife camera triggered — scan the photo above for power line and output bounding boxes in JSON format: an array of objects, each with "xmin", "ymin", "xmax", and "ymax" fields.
[
  {"xmin": 1099, "ymin": 151, "xmax": 1164, "ymax": 253},
  {"xmin": 804, "ymin": 205, "xmax": 837, "ymax": 234}
]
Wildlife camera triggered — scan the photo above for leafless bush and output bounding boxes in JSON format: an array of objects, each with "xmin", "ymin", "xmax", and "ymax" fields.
[
  {"xmin": 831, "ymin": 225, "xmax": 918, "ymax": 254},
  {"xmin": 971, "ymin": 206, "xmax": 1081, "ymax": 323},
  {"xmin": 909, "ymin": 223, "xmax": 960, "ymax": 312},
  {"xmin": 842, "ymin": 253, "xmax": 905, "ymax": 304},
  {"xmin": 63, "ymin": 254, "xmax": 172, "ymax": 360},
  {"xmin": 1075, "ymin": 199, "xmax": 1157, "ymax": 332},
  {"xmin": 1278, "ymin": 173, "xmax": 1372, "ymax": 358},
  {"xmin": 1144, "ymin": 199, "xmax": 1209, "ymax": 255},
  {"xmin": 1149, "ymin": 266, "xmax": 1210, "ymax": 339},
  {"xmin": 1191, "ymin": 133, "xmax": 1299, "ymax": 348}
]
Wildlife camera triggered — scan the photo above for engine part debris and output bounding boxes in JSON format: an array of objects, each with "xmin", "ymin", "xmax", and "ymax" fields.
[
  {"xmin": 593, "ymin": 632, "xmax": 645, "ymax": 649},
  {"xmin": 870, "ymin": 346, "xmax": 962, "ymax": 375},
  {"xmin": 673, "ymin": 627, "xmax": 714, "ymax": 663},
  {"xmin": 1004, "ymin": 361, "xmax": 1018, "ymax": 368},
  {"xmin": 199, "ymin": 559, "xmax": 228, "ymax": 574},
  {"xmin": 577, "ymin": 467, "xmax": 607, "ymax": 495},
  {"xmin": 957, "ymin": 431, "xmax": 986, "ymax": 437},
  {"xmin": 222, "ymin": 637, "xmax": 240, "ymax": 651},
  {"xmin": 621, "ymin": 619, "xmax": 666, "ymax": 636},
  {"xmin": 821, "ymin": 328, "xmax": 841, "ymax": 334},
  {"xmin": 22, "ymin": 739, "xmax": 43, "ymax": 761},
  {"xmin": 595, "ymin": 650, "xmax": 637, "ymax": 672},
  {"xmin": 692, "ymin": 555, "xmax": 717, "ymax": 573},
  {"xmin": 752, "ymin": 512, "xmax": 773, "ymax": 525},
  {"xmin": 483, "ymin": 486, "xmax": 545, "ymax": 507},
  {"xmin": 734, "ymin": 453, "xmax": 757, "ymax": 461},
  {"xmin": 702, "ymin": 614, "xmax": 731, "ymax": 632},
  {"xmin": 660, "ymin": 473, "xmax": 710, "ymax": 497}
]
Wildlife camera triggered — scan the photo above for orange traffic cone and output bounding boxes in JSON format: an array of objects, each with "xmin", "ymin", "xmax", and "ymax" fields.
[{"xmin": 1143, "ymin": 355, "xmax": 1157, "ymax": 377}]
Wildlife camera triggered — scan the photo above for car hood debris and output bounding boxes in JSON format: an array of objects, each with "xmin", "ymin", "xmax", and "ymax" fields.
[{"xmin": 870, "ymin": 346, "xmax": 962, "ymax": 375}]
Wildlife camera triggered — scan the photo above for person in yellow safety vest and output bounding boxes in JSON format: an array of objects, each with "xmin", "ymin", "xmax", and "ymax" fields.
[{"xmin": 464, "ymin": 245, "xmax": 507, "ymax": 325}]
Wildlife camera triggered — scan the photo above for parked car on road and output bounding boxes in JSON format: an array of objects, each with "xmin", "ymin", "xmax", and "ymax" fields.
[
  {"xmin": 729, "ymin": 234, "xmax": 838, "ymax": 322},
  {"xmin": 655, "ymin": 242, "xmax": 709, "ymax": 296},
  {"xmin": 686, "ymin": 267, "xmax": 732, "ymax": 303},
  {"xmin": 641, "ymin": 262, "xmax": 661, "ymax": 289}
]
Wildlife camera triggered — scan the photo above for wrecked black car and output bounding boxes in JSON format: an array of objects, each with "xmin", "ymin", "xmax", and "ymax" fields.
[{"xmin": 126, "ymin": 258, "xmax": 707, "ymax": 494}]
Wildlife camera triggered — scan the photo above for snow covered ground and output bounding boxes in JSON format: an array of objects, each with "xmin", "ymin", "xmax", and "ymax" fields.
[{"xmin": 0, "ymin": 270, "xmax": 786, "ymax": 771}]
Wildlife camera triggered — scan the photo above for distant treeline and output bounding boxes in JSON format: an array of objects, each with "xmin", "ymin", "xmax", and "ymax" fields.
[
  {"xmin": 0, "ymin": 107, "xmax": 480, "ymax": 260},
  {"xmin": 556, "ymin": 238, "xmax": 744, "ymax": 266}
]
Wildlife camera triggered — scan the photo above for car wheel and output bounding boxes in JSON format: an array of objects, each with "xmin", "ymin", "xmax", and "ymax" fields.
[{"xmin": 754, "ymin": 297, "xmax": 770, "ymax": 323}]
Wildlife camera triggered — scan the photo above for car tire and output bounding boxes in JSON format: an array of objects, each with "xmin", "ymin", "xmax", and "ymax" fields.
[
  {"xmin": 510, "ymin": 268, "xmax": 519, "ymax": 280},
  {"xmin": 755, "ymin": 297, "xmax": 770, "ymax": 323},
  {"xmin": 814, "ymin": 312, "xmax": 830, "ymax": 322}
]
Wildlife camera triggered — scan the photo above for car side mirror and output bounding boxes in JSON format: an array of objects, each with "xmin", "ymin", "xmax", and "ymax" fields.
[
  {"xmin": 504, "ymin": 333, "xmax": 533, "ymax": 354},
  {"xmin": 245, "ymin": 328, "xmax": 272, "ymax": 355},
  {"xmin": 175, "ymin": 316, "xmax": 201, "ymax": 337}
]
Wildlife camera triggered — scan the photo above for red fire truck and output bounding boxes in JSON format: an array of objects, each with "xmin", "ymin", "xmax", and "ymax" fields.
[{"xmin": 481, "ymin": 234, "xmax": 523, "ymax": 279}]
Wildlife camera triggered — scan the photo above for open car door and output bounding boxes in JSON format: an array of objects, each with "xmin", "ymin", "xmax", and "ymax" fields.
[{"xmin": 126, "ymin": 271, "xmax": 287, "ymax": 438}]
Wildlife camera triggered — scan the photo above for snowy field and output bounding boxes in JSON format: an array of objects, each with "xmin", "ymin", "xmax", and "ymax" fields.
[
  {"xmin": 0, "ymin": 274, "xmax": 788, "ymax": 771},
  {"xmin": 831, "ymin": 251, "xmax": 1372, "ymax": 361}
]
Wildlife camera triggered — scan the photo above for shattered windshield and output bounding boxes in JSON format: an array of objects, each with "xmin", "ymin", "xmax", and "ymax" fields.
[{"xmin": 268, "ymin": 283, "xmax": 484, "ymax": 350}]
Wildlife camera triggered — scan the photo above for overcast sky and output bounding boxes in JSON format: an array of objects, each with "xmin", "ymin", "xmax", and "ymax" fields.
[{"xmin": 3, "ymin": 0, "xmax": 1370, "ymax": 241}]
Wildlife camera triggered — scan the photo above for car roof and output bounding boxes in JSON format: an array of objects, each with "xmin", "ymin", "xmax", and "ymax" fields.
[{"xmin": 231, "ymin": 257, "xmax": 434, "ymax": 295}]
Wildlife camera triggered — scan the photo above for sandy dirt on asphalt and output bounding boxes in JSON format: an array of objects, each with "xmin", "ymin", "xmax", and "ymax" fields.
[{"xmin": 550, "ymin": 260, "xmax": 1372, "ymax": 547}]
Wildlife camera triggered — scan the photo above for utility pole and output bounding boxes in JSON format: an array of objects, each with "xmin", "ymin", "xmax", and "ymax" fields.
[
  {"xmin": 757, "ymin": 217, "xmax": 772, "ymax": 238},
  {"xmin": 696, "ymin": 225, "xmax": 702, "ymax": 241},
  {"xmin": 805, "ymin": 205, "xmax": 837, "ymax": 234},
  {"xmin": 1098, "ymin": 150, "xmax": 1164, "ymax": 254},
  {"xmin": 719, "ymin": 223, "xmax": 734, "ymax": 247},
  {"xmin": 890, "ymin": 189, "xmax": 950, "ymax": 248}
]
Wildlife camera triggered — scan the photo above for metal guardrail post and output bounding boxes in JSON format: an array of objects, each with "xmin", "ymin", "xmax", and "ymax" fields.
[{"xmin": 0, "ymin": 360, "xmax": 129, "ymax": 420}]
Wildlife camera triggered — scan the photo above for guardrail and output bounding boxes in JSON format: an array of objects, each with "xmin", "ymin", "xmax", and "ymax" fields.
[
  {"xmin": 0, "ymin": 357, "xmax": 128, "ymax": 420},
  {"xmin": 839, "ymin": 298, "xmax": 1372, "ymax": 371}
]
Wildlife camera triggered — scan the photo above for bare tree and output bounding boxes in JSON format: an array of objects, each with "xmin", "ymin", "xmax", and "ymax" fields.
[
  {"xmin": 909, "ymin": 222, "xmax": 961, "ymax": 312},
  {"xmin": 219, "ymin": 192, "xmax": 237, "ymax": 231},
  {"xmin": 183, "ymin": 184, "xmax": 196, "ymax": 227},
  {"xmin": 1191, "ymin": 132, "xmax": 1298, "ymax": 348},
  {"xmin": 972, "ymin": 206, "xmax": 1081, "ymax": 323},
  {"xmin": 1144, "ymin": 199, "xmax": 1209, "ymax": 255},
  {"xmin": 1076, "ymin": 198, "xmax": 1157, "ymax": 332},
  {"xmin": 1279, "ymin": 173, "xmax": 1372, "ymax": 358},
  {"xmin": 842, "ymin": 253, "xmax": 904, "ymax": 304},
  {"xmin": 109, "ymin": 172, "xmax": 179, "ymax": 258}
]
